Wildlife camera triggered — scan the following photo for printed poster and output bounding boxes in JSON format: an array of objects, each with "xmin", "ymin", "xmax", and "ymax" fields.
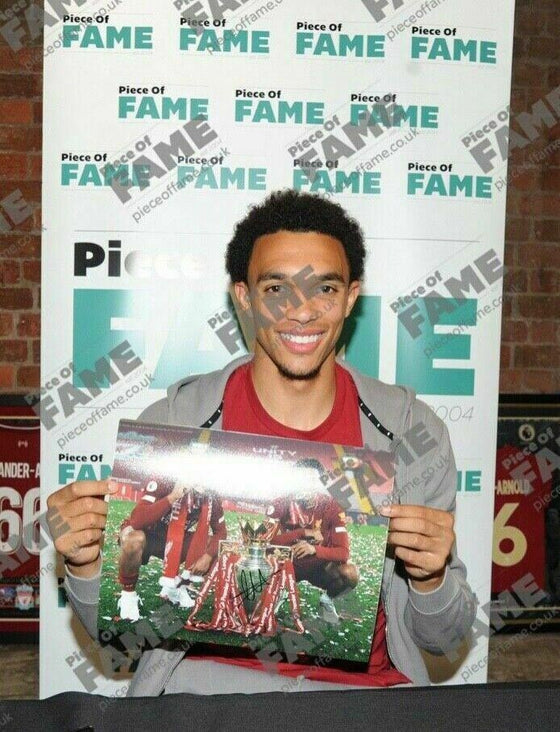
[{"xmin": 99, "ymin": 419, "xmax": 393, "ymax": 669}]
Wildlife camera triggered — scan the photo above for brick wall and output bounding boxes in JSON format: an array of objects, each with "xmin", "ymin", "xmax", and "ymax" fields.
[
  {"xmin": 0, "ymin": 1, "xmax": 41, "ymax": 393},
  {"xmin": 0, "ymin": 1, "xmax": 558, "ymax": 395},
  {"xmin": 500, "ymin": 0, "xmax": 560, "ymax": 392}
]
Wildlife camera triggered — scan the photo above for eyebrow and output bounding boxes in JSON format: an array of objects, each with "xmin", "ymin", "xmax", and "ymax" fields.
[{"xmin": 256, "ymin": 271, "xmax": 347, "ymax": 285}]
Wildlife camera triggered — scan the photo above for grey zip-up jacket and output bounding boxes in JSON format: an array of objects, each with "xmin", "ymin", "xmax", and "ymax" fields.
[{"xmin": 65, "ymin": 355, "xmax": 477, "ymax": 695}]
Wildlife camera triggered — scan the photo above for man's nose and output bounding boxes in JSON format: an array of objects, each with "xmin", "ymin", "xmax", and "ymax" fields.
[{"xmin": 284, "ymin": 287, "xmax": 322, "ymax": 323}]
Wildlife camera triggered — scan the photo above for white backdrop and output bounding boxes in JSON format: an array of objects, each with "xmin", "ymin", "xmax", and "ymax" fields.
[{"xmin": 41, "ymin": 0, "xmax": 516, "ymax": 697}]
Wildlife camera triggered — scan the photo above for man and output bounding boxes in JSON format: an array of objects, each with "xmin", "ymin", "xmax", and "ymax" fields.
[
  {"xmin": 48, "ymin": 189, "xmax": 476, "ymax": 694},
  {"xmin": 116, "ymin": 477, "xmax": 226, "ymax": 620},
  {"xmin": 267, "ymin": 457, "xmax": 358, "ymax": 625}
]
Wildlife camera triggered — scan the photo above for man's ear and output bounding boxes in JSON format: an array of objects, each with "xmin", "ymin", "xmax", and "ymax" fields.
[
  {"xmin": 345, "ymin": 280, "xmax": 361, "ymax": 317},
  {"xmin": 233, "ymin": 281, "xmax": 251, "ymax": 311}
]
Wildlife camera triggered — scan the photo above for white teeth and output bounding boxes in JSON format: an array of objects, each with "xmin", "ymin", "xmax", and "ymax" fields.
[{"xmin": 280, "ymin": 333, "xmax": 322, "ymax": 344}]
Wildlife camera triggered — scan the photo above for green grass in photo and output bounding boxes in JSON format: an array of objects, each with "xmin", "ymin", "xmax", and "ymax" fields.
[{"xmin": 99, "ymin": 500, "xmax": 387, "ymax": 664}]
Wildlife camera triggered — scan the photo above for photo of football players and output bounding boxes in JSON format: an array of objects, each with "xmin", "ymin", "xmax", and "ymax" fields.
[
  {"xmin": 116, "ymin": 476, "xmax": 226, "ymax": 621},
  {"xmin": 98, "ymin": 421, "xmax": 391, "ymax": 670},
  {"xmin": 267, "ymin": 458, "xmax": 358, "ymax": 624}
]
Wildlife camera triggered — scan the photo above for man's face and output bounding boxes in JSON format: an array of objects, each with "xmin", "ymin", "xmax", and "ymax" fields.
[{"xmin": 234, "ymin": 230, "xmax": 360, "ymax": 380}]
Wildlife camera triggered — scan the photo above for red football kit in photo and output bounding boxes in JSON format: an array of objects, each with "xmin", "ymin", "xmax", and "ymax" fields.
[
  {"xmin": 118, "ymin": 479, "xmax": 226, "ymax": 588},
  {"xmin": 269, "ymin": 494, "xmax": 350, "ymax": 573},
  {"xmin": 184, "ymin": 361, "xmax": 410, "ymax": 687}
]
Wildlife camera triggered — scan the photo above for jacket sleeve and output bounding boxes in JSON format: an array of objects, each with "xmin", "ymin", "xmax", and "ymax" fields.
[
  {"xmin": 64, "ymin": 566, "xmax": 102, "ymax": 640},
  {"xmin": 400, "ymin": 400, "xmax": 478, "ymax": 656}
]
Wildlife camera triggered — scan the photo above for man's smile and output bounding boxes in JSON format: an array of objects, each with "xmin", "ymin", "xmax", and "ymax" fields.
[{"xmin": 277, "ymin": 329, "xmax": 326, "ymax": 353}]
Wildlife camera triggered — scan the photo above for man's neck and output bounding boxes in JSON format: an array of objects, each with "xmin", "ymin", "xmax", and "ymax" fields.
[{"xmin": 250, "ymin": 350, "xmax": 337, "ymax": 431}]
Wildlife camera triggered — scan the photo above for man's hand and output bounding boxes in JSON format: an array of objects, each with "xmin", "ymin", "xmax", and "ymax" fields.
[
  {"xmin": 167, "ymin": 482, "xmax": 186, "ymax": 505},
  {"xmin": 379, "ymin": 504, "xmax": 455, "ymax": 592},
  {"xmin": 304, "ymin": 528, "xmax": 323, "ymax": 544},
  {"xmin": 46, "ymin": 479, "xmax": 117, "ymax": 578},
  {"xmin": 292, "ymin": 540, "xmax": 317, "ymax": 559},
  {"xmin": 188, "ymin": 552, "xmax": 213, "ymax": 575}
]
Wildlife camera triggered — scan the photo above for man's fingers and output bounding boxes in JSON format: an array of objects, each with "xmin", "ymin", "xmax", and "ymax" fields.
[
  {"xmin": 387, "ymin": 531, "xmax": 435, "ymax": 552},
  {"xmin": 388, "ymin": 517, "xmax": 443, "ymax": 537},
  {"xmin": 60, "ymin": 528, "xmax": 103, "ymax": 556},
  {"xmin": 393, "ymin": 546, "xmax": 438, "ymax": 572},
  {"xmin": 380, "ymin": 504, "xmax": 454, "ymax": 528},
  {"xmin": 67, "ymin": 512, "xmax": 108, "ymax": 534},
  {"xmin": 61, "ymin": 496, "xmax": 109, "ymax": 519},
  {"xmin": 47, "ymin": 479, "xmax": 115, "ymax": 509},
  {"xmin": 389, "ymin": 518, "xmax": 455, "ymax": 543}
]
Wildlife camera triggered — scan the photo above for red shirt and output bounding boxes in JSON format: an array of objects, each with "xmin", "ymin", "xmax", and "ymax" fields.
[{"xmin": 199, "ymin": 361, "xmax": 409, "ymax": 687}]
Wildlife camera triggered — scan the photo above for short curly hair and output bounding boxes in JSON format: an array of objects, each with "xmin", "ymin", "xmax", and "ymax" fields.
[{"xmin": 225, "ymin": 189, "xmax": 366, "ymax": 284}]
